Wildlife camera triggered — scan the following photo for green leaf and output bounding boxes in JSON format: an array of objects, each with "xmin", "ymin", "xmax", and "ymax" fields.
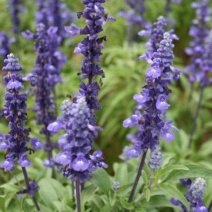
[
  {"xmin": 140, "ymin": 195, "xmax": 173, "ymax": 208},
  {"xmin": 142, "ymin": 170, "xmax": 148, "ymax": 185},
  {"xmin": 90, "ymin": 194, "xmax": 105, "ymax": 209},
  {"xmin": 159, "ymin": 183, "xmax": 189, "ymax": 208},
  {"xmin": 161, "ymin": 154, "xmax": 175, "ymax": 168},
  {"xmin": 0, "ymin": 183, "xmax": 20, "ymax": 193},
  {"xmin": 159, "ymin": 165, "xmax": 189, "ymax": 182},
  {"xmin": 114, "ymin": 163, "xmax": 128, "ymax": 186},
  {"xmin": 38, "ymin": 178, "xmax": 59, "ymax": 208},
  {"xmin": 100, "ymin": 205, "xmax": 113, "ymax": 212},
  {"xmin": 90, "ymin": 169, "xmax": 111, "ymax": 194},
  {"xmin": 165, "ymin": 164, "xmax": 212, "ymax": 181},
  {"xmin": 116, "ymin": 184, "xmax": 132, "ymax": 197},
  {"xmin": 81, "ymin": 185, "xmax": 96, "ymax": 207},
  {"xmin": 119, "ymin": 197, "xmax": 134, "ymax": 210},
  {"xmin": 108, "ymin": 190, "xmax": 116, "ymax": 206},
  {"xmin": 145, "ymin": 188, "xmax": 151, "ymax": 202}
]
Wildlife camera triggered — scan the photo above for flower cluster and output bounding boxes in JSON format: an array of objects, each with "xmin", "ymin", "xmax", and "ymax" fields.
[
  {"xmin": 0, "ymin": 54, "xmax": 43, "ymax": 171},
  {"xmin": 8, "ymin": 0, "xmax": 23, "ymax": 34},
  {"xmin": 139, "ymin": 16, "xmax": 178, "ymax": 61},
  {"xmin": 123, "ymin": 32, "xmax": 179, "ymax": 158},
  {"xmin": 185, "ymin": 0, "xmax": 210, "ymax": 85},
  {"xmin": 171, "ymin": 178, "xmax": 208, "ymax": 212},
  {"xmin": 48, "ymin": 95, "xmax": 107, "ymax": 183},
  {"xmin": 22, "ymin": 24, "xmax": 66, "ymax": 166},
  {"xmin": 65, "ymin": 0, "xmax": 115, "ymax": 111},
  {"xmin": 139, "ymin": 16, "xmax": 168, "ymax": 59}
]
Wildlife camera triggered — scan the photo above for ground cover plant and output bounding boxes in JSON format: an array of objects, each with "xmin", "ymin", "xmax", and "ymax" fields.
[{"xmin": 0, "ymin": 0, "xmax": 212, "ymax": 211}]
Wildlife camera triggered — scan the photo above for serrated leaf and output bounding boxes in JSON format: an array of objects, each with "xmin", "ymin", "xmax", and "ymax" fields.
[
  {"xmin": 159, "ymin": 183, "xmax": 189, "ymax": 208},
  {"xmin": 90, "ymin": 169, "xmax": 111, "ymax": 194}
]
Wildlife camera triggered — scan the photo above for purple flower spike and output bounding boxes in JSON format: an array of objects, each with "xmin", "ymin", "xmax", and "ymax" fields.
[
  {"xmin": 1, "ymin": 54, "xmax": 40, "ymax": 170},
  {"xmin": 52, "ymin": 95, "xmax": 107, "ymax": 183},
  {"xmin": 185, "ymin": 0, "xmax": 211, "ymax": 85},
  {"xmin": 173, "ymin": 178, "xmax": 208, "ymax": 212},
  {"xmin": 1, "ymin": 53, "xmax": 40, "ymax": 209},
  {"xmin": 123, "ymin": 30, "xmax": 179, "ymax": 159},
  {"xmin": 22, "ymin": 24, "xmax": 66, "ymax": 166}
]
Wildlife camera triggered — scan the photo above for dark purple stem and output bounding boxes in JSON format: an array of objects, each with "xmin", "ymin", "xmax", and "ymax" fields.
[
  {"xmin": 128, "ymin": 149, "xmax": 148, "ymax": 202},
  {"xmin": 188, "ymin": 86, "xmax": 204, "ymax": 149},
  {"xmin": 76, "ymin": 180, "xmax": 81, "ymax": 212},
  {"xmin": 21, "ymin": 167, "xmax": 40, "ymax": 211}
]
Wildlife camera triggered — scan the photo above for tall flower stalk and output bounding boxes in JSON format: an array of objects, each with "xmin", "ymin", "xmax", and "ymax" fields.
[
  {"xmin": 48, "ymin": 0, "xmax": 114, "ymax": 211},
  {"xmin": 0, "ymin": 54, "xmax": 42, "ymax": 211},
  {"xmin": 22, "ymin": 24, "xmax": 65, "ymax": 174},
  {"xmin": 123, "ymin": 31, "xmax": 179, "ymax": 203},
  {"xmin": 185, "ymin": 0, "xmax": 211, "ymax": 148}
]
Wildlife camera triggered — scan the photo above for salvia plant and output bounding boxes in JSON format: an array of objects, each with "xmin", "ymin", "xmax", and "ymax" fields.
[
  {"xmin": 0, "ymin": 0, "xmax": 211, "ymax": 211},
  {"xmin": 185, "ymin": 0, "xmax": 211, "ymax": 148},
  {"xmin": 0, "ymin": 53, "xmax": 42, "ymax": 210},
  {"xmin": 123, "ymin": 30, "xmax": 179, "ymax": 202},
  {"xmin": 22, "ymin": 23, "xmax": 65, "ymax": 172}
]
